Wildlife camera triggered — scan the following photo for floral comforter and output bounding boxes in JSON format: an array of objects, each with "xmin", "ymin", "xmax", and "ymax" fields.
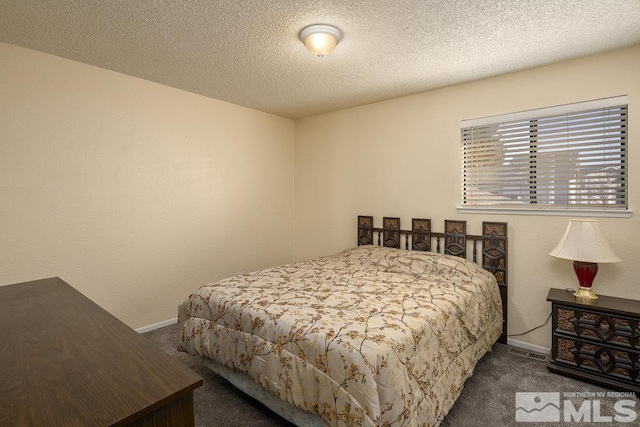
[{"xmin": 178, "ymin": 246, "xmax": 502, "ymax": 426}]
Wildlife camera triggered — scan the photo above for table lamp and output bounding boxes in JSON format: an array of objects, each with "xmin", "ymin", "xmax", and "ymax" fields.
[{"xmin": 549, "ymin": 219, "xmax": 621, "ymax": 301}]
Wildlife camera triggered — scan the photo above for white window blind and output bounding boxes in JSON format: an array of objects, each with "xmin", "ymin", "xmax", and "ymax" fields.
[{"xmin": 461, "ymin": 98, "xmax": 628, "ymax": 211}]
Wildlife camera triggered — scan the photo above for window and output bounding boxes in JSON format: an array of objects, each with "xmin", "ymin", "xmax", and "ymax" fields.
[{"xmin": 460, "ymin": 96, "xmax": 628, "ymax": 215}]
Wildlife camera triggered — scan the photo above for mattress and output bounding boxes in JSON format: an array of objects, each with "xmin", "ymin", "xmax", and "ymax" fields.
[{"xmin": 178, "ymin": 245, "xmax": 503, "ymax": 426}]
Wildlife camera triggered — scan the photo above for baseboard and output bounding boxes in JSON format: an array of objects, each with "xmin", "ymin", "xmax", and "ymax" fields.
[
  {"xmin": 135, "ymin": 317, "xmax": 177, "ymax": 334},
  {"xmin": 507, "ymin": 338, "xmax": 550, "ymax": 355}
]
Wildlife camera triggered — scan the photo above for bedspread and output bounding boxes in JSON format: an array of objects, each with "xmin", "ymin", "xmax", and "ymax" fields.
[{"xmin": 178, "ymin": 246, "xmax": 502, "ymax": 426}]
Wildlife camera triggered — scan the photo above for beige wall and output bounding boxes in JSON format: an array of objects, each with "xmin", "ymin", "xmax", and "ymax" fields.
[
  {"xmin": 3, "ymin": 40, "xmax": 638, "ymax": 349},
  {"xmin": 294, "ymin": 44, "xmax": 640, "ymax": 350},
  {"xmin": 0, "ymin": 42, "xmax": 294, "ymax": 329}
]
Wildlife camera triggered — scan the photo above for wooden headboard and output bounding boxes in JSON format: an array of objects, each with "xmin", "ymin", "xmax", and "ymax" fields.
[{"xmin": 357, "ymin": 215, "xmax": 508, "ymax": 344}]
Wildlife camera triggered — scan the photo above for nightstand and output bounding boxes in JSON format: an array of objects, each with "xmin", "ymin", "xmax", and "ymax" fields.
[{"xmin": 547, "ymin": 288, "xmax": 640, "ymax": 392}]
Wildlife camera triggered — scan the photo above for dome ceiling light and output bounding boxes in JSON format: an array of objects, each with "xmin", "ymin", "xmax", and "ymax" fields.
[{"xmin": 299, "ymin": 24, "xmax": 342, "ymax": 58}]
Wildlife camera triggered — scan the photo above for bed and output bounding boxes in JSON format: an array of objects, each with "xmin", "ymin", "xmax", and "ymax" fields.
[{"xmin": 178, "ymin": 216, "xmax": 508, "ymax": 426}]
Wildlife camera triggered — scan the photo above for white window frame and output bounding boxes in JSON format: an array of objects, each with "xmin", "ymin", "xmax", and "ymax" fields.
[{"xmin": 458, "ymin": 96, "xmax": 631, "ymax": 218}]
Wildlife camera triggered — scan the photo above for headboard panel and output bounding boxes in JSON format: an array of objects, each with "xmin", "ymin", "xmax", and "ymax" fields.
[
  {"xmin": 357, "ymin": 216, "xmax": 374, "ymax": 246},
  {"xmin": 357, "ymin": 216, "xmax": 508, "ymax": 344},
  {"xmin": 411, "ymin": 218, "xmax": 431, "ymax": 251},
  {"xmin": 482, "ymin": 222, "xmax": 508, "ymax": 288},
  {"xmin": 482, "ymin": 222, "xmax": 508, "ymax": 342},
  {"xmin": 444, "ymin": 220, "xmax": 467, "ymax": 258},
  {"xmin": 382, "ymin": 217, "xmax": 401, "ymax": 248}
]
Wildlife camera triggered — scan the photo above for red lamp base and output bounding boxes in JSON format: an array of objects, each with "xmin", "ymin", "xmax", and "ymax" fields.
[{"xmin": 572, "ymin": 261, "xmax": 599, "ymax": 302}]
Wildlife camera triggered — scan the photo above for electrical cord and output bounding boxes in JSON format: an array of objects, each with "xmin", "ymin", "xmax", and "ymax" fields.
[
  {"xmin": 508, "ymin": 312, "xmax": 552, "ymax": 337},
  {"xmin": 507, "ymin": 288, "xmax": 575, "ymax": 337},
  {"xmin": 507, "ymin": 288, "xmax": 576, "ymax": 337}
]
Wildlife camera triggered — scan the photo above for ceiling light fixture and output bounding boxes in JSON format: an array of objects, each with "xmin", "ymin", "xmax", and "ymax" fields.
[{"xmin": 299, "ymin": 24, "xmax": 342, "ymax": 58}]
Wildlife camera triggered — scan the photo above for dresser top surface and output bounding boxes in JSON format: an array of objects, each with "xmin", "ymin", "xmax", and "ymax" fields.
[{"xmin": 0, "ymin": 277, "xmax": 202, "ymax": 426}]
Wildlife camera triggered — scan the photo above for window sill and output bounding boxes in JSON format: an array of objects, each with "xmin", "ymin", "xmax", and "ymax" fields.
[{"xmin": 456, "ymin": 206, "xmax": 633, "ymax": 218}]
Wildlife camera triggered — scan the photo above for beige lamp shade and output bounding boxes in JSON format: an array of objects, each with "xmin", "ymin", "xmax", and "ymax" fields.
[{"xmin": 549, "ymin": 219, "xmax": 621, "ymax": 263}]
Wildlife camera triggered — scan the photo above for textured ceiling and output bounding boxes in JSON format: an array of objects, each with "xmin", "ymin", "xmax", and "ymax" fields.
[{"xmin": 1, "ymin": 1, "xmax": 639, "ymax": 119}]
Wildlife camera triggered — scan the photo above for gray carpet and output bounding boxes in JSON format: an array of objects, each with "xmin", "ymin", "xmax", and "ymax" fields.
[{"xmin": 144, "ymin": 324, "xmax": 636, "ymax": 426}]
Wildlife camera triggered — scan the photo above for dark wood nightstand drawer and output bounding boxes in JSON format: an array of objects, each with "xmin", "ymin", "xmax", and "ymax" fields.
[
  {"xmin": 555, "ymin": 305, "xmax": 638, "ymax": 349},
  {"xmin": 555, "ymin": 335, "xmax": 639, "ymax": 384},
  {"xmin": 547, "ymin": 288, "xmax": 640, "ymax": 393}
]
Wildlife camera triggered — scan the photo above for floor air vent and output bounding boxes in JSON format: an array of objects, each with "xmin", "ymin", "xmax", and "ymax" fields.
[{"xmin": 508, "ymin": 346, "xmax": 549, "ymax": 362}]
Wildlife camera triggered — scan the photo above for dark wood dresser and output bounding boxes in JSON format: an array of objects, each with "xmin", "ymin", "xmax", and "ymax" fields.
[
  {"xmin": 0, "ymin": 277, "xmax": 202, "ymax": 426},
  {"xmin": 547, "ymin": 288, "xmax": 640, "ymax": 392}
]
